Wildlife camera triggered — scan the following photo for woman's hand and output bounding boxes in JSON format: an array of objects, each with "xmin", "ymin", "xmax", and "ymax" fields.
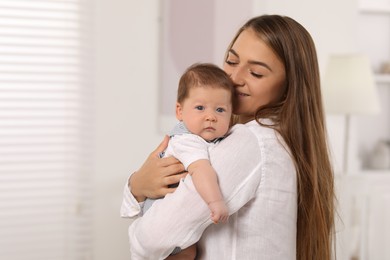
[{"xmin": 129, "ymin": 135, "xmax": 186, "ymax": 202}]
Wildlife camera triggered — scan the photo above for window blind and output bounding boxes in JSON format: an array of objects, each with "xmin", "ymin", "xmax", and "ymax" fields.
[{"xmin": 0, "ymin": 1, "xmax": 94, "ymax": 259}]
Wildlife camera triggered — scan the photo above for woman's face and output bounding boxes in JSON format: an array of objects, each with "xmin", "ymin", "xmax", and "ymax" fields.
[{"xmin": 223, "ymin": 28, "xmax": 286, "ymax": 123}]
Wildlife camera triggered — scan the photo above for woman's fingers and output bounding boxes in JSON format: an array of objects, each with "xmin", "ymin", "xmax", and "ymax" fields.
[
  {"xmin": 157, "ymin": 157, "xmax": 185, "ymax": 176},
  {"xmin": 160, "ymin": 187, "xmax": 177, "ymax": 197},
  {"xmin": 165, "ymin": 171, "xmax": 187, "ymax": 185},
  {"xmin": 130, "ymin": 136, "xmax": 186, "ymax": 199},
  {"xmin": 158, "ymin": 155, "xmax": 180, "ymax": 167},
  {"xmin": 152, "ymin": 135, "xmax": 170, "ymax": 157},
  {"xmin": 156, "ymin": 172, "xmax": 187, "ymax": 197}
]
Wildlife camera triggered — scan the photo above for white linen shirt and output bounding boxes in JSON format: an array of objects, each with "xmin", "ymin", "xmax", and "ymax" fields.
[{"xmin": 121, "ymin": 120, "xmax": 297, "ymax": 260}]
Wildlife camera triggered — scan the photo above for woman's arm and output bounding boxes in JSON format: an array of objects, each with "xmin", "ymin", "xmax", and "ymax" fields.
[
  {"xmin": 130, "ymin": 135, "xmax": 186, "ymax": 201},
  {"xmin": 128, "ymin": 125, "xmax": 264, "ymax": 259},
  {"xmin": 120, "ymin": 136, "xmax": 186, "ymax": 218}
]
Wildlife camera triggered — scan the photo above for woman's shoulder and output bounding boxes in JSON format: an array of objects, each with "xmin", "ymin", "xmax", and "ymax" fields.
[{"xmin": 229, "ymin": 119, "xmax": 276, "ymax": 139}]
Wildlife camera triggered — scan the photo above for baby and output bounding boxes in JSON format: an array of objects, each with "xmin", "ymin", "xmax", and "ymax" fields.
[{"xmin": 142, "ymin": 62, "xmax": 235, "ymax": 225}]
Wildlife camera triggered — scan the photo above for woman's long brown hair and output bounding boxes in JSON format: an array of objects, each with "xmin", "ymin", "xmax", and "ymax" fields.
[{"xmin": 228, "ymin": 15, "xmax": 335, "ymax": 259}]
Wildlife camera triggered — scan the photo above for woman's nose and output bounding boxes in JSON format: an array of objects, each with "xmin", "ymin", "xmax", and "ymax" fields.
[{"xmin": 228, "ymin": 67, "xmax": 245, "ymax": 86}]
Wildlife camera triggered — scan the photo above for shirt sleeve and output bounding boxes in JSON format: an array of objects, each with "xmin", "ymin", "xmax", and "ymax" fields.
[
  {"xmin": 120, "ymin": 173, "xmax": 144, "ymax": 218},
  {"xmin": 128, "ymin": 124, "xmax": 265, "ymax": 259},
  {"xmin": 167, "ymin": 134, "xmax": 209, "ymax": 170}
]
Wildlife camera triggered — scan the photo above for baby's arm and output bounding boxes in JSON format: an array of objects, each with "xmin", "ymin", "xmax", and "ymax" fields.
[{"xmin": 188, "ymin": 159, "xmax": 228, "ymax": 223}]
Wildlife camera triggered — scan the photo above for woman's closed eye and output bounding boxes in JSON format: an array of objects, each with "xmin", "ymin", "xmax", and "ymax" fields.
[
  {"xmin": 250, "ymin": 70, "xmax": 263, "ymax": 78},
  {"xmin": 225, "ymin": 59, "xmax": 238, "ymax": 66}
]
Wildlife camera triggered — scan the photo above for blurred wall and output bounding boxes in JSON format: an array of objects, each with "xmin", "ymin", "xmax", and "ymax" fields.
[{"xmin": 94, "ymin": 1, "xmax": 162, "ymax": 259}]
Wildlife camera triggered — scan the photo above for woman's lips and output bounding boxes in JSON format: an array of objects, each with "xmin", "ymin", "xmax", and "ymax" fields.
[{"xmin": 236, "ymin": 92, "xmax": 249, "ymax": 97}]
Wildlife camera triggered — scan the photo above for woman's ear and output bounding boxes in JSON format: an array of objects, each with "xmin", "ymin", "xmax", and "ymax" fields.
[{"xmin": 175, "ymin": 102, "xmax": 183, "ymax": 120}]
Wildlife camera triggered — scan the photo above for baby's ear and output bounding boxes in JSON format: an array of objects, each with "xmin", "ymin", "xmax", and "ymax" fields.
[{"xmin": 175, "ymin": 102, "xmax": 183, "ymax": 120}]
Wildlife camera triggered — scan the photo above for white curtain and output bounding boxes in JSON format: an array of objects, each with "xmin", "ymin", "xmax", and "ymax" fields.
[{"xmin": 0, "ymin": 0, "xmax": 94, "ymax": 259}]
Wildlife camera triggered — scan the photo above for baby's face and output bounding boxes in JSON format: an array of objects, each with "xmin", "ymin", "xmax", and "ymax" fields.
[{"xmin": 176, "ymin": 86, "xmax": 232, "ymax": 141}]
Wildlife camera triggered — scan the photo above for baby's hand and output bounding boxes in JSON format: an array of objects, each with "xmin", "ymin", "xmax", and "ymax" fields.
[{"xmin": 208, "ymin": 200, "xmax": 229, "ymax": 224}]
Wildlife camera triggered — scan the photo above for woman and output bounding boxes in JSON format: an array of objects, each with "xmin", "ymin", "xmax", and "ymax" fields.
[{"xmin": 121, "ymin": 15, "xmax": 335, "ymax": 260}]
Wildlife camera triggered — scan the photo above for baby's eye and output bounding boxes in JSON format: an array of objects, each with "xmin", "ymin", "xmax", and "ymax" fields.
[
  {"xmin": 216, "ymin": 107, "xmax": 225, "ymax": 113},
  {"xmin": 195, "ymin": 105, "xmax": 205, "ymax": 111}
]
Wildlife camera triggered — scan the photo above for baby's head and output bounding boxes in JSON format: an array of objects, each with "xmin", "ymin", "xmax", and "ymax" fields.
[{"xmin": 176, "ymin": 63, "xmax": 235, "ymax": 141}]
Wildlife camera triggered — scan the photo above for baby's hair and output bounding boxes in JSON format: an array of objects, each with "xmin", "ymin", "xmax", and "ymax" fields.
[{"xmin": 177, "ymin": 63, "xmax": 235, "ymax": 105}]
